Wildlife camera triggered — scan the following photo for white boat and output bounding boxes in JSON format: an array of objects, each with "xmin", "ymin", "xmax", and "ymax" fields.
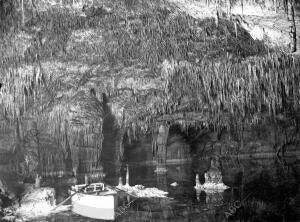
[{"xmin": 70, "ymin": 183, "xmax": 118, "ymax": 220}]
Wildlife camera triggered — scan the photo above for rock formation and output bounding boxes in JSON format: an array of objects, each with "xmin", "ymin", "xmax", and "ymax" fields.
[
  {"xmin": 195, "ymin": 157, "xmax": 229, "ymax": 192},
  {"xmin": 15, "ymin": 186, "xmax": 56, "ymax": 220},
  {"xmin": 204, "ymin": 157, "xmax": 223, "ymax": 184},
  {"xmin": 153, "ymin": 124, "xmax": 170, "ymax": 173},
  {"xmin": 0, "ymin": 0, "xmax": 299, "ymax": 193}
]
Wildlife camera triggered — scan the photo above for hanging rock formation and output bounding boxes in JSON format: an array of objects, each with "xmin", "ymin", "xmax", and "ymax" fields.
[{"xmin": 0, "ymin": 0, "xmax": 299, "ymax": 177}]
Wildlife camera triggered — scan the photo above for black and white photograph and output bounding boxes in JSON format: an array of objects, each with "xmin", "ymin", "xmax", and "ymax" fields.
[{"xmin": 0, "ymin": 0, "xmax": 300, "ymax": 221}]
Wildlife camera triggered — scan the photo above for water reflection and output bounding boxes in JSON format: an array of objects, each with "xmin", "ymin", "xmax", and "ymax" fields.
[
  {"xmin": 16, "ymin": 157, "xmax": 300, "ymax": 221},
  {"xmin": 156, "ymin": 173, "xmax": 168, "ymax": 191}
]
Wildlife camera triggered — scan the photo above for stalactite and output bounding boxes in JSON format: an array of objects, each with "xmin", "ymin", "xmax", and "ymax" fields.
[
  {"xmin": 234, "ymin": 20, "xmax": 238, "ymax": 38},
  {"xmin": 284, "ymin": 0, "xmax": 289, "ymax": 16},
  {"xmin": 289, "ymin": 0, "xmax": 297, "ymax": 52},
  {"xmin": 0, "ymin": 4, "xmax": 300, "ymax": 157},
  {"xmin": 241, "ymin": 0, "xmax": 244, "ymax": 16},
  {"xmin": 21, "ymin": 0, "xmax": 25, "ymax": 26}
]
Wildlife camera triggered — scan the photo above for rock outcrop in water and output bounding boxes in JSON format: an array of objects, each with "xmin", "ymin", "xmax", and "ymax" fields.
[
  {"xmin": 117, "ymin": 184, "xmax": 169, "ymax": 198},
  {"xmin": 204, "ymin": 157, "xmax": 223, "ymax": 184},
  {"xmin": 0, "ymin": 189, "xmax": 13, "ymax": 221},
  {"xmin": 195, "ymin": 157, "xmax": 229, "ymax": 193},
  {"xmin": 0, "ymin": 183, "xmax": 70, "ymax": 221},
  {"xmin": 14, "ymin": 186, "xmax": 56, "ymax": 220}
]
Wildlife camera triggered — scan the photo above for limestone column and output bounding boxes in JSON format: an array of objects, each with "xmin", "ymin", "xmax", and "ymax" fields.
[
  {"xmin": 154, "ymin": 124, "xmax": 169, "ymax": 173},
  {"xmin": 63, "ymin": 120, "xmax": 72, "ymax": 175},
  {"xmin": 21, "ymin": 119, "xmax": 41, "ymax": 181}
]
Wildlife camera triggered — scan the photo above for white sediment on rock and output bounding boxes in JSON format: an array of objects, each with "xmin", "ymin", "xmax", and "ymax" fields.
[
  {"xmin": 154, "ymin": 167, "xmax": 168, "ymax": 174},
  {"xmin": 15, "ymin": 187, "xmax": 55, "ymax": 219},
  {"xmin": 117, "ymin": 184, "xmax": 168, "ymax": 198},
  {"xmin": 194, "ymin": 158, "xmax": 230, "ymax": 193},
  {"xmin": 194, "ymin": 182, "xmax": 229, "ymax": 193},
  {"xmin": 170, "ymin": 182, "xmax": 178, "ymax": 187},
  {"xmin": 13, "ymin": 186, "xmax": 69, "ymax": 221}
]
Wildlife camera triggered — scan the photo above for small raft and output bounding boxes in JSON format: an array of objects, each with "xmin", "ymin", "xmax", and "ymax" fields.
[{"xmin": 70, "ymin": 183, "xmax": 117, "ymax": 220}]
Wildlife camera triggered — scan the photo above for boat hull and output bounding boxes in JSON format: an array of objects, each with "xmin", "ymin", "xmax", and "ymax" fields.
[{"xmin": 71, "ymin": 191, "xmax": 117, "ymax": 220}]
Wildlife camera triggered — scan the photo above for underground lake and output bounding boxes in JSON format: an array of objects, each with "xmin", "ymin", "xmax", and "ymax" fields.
[{"xmin": 1, "ymin": 0, "xmax": 300, "ymax": 221}]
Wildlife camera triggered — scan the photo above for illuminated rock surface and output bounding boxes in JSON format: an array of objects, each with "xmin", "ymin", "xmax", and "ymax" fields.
[
  {"xmin": 195, "ymin": 158, "xmax": 229, "ymax": 193},
  {"xmin": 15, "ymin": 187, "xmax": 55, "ymax": 218},
  {"xmin": 117, "ymin": 184, "xmax": 169, "ymax": 198}
]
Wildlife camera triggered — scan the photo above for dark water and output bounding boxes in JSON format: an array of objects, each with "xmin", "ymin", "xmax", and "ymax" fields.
[{"xmin": 31, "ymin": 157, "xmax": 300, "ymax": 222}]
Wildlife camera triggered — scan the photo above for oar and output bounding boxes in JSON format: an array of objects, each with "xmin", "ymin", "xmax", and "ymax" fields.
[
  {"xmin": 52, "ymin": 183, "xmax": 91, "ymax": 211},
  {"xmin": 106, "ymin": 185, "xmax": 139, "ymax": 198}
]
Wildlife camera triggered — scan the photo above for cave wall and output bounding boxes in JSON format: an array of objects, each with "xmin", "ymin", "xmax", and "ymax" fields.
[
  {"xmin": 0, "ymin": 0, "xmax": 299, "ymax": 181},
  {"xmin": 125, "ymin": 119, "xmax": 300, "ymax": 166},
  {"xmin": 0, "ymin": 112, "xmax": 299, "ymax": 178},
  {"xmin": 0, "ymin": 121, "xmax": 14, "ymax": 152},
  {"xmin": 0, "ymin": 117, "xmax": 102, "ymax": 178},
  {"xmin": 193, "ymin": 123, "xmax": 299, "ymax": 158},
  {"xmin": 124, "ymin": 133, "xmax": 191, "ymax": 164}
]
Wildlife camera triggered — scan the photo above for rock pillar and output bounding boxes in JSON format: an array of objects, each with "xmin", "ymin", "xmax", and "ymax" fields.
[
  {"xmin": 204, "ymin": 156, "xmax": 223, "ymax": 184},
  {"xmin": 153, "ymin": 124, "xmax": 169, "ymax": 173}
]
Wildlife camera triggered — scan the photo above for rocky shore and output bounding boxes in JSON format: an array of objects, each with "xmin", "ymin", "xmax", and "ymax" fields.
[{"xmin": 0, "ymin": 181, "xmax": 58, "ymax": 222}]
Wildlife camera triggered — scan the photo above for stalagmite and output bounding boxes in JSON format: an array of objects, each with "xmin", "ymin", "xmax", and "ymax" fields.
[
  {"xmin": 234, "ymin": 20, "xmax": 238, "ymax": 38},
  {"xmin": 214, "ymin": 11, "xmax": 219, "ymax": 27},
  {"xmin": 118, "ymin": 177, "xmax": 123, "ymax": 186},
  {"xmin": 125, "ymin": 164, "xmax": 129, "ymax": 186},
  {"xmin": 35, "ymin": 174, "xmax": 42, "ymax": 188},
  {"xmin": 195, "ymin": 174, "xmax": 200, "ymax": 187},
  {"xmin": 84, "ymin": 174, "xmax": 89, "ymax": 184},
  {"xmin": 195, "ymin": 158, "xmax": 229, "ymax": 192}
]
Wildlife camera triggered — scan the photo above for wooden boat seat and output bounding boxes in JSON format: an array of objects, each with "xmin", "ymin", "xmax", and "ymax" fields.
[{"xmin": 72, "ymin": 182, "xmax": 105, "ymax": 193}]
